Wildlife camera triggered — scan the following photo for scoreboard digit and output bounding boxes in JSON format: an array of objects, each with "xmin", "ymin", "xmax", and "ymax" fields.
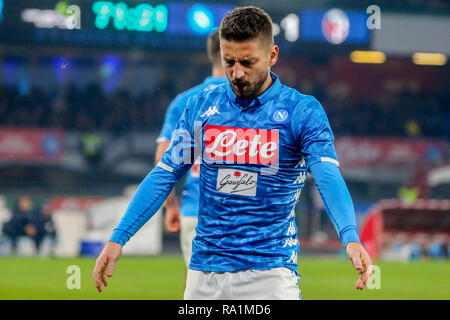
[{"xmin": 92, "ymin": 1, "xmax": 168, "ymax": 32}]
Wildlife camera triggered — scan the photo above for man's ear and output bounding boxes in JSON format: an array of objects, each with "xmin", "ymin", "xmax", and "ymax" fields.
[{"xmin": 269, "ymin": 45, "xmax": 279, "ymax": 67}]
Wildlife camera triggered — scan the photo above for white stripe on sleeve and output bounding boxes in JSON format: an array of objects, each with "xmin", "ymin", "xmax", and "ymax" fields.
[
  {"xmin": 156, "ymin": 137, "xmax": 170, "ymax": 143},
  {"xmin": 157, "ymin": 161, "xmax": 174, "ymax": 173},
  {"xmin": 321, "ymin": 157, "xmax": 340, "ymax": 167}
]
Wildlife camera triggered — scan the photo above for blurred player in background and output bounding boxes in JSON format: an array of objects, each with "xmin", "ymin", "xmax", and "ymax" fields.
[
  {"xmin": 2, "ymin": 196, "xmax": 55, "ymax": 255},
  {"xmin": 94, "ymin": 6, "xmax": 372, "ymax": 299},
  {"xmin": 154, "ymin": 29, "xmax": 227, "ymax": 275}
]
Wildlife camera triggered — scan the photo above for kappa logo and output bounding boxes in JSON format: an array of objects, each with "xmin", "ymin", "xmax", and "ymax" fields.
[
  {"xmin": 272, "ymin": 109, "xmax": 289, "ymax": 123},
  {"xmin": 203, "ymin": 84, "xmax": 221, "ymax": 91},
  {"xmin": 200, "ymin": 106, "xmax": 221, "ymax": 118}
]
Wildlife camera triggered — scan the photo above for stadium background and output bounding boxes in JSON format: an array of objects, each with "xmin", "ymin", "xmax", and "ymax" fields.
[{"xmin": 0, "ymin": 0, "xmax": 449, "ymax": 299}]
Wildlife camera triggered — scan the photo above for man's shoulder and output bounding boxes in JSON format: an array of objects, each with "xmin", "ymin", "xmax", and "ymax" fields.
[
  {"xmin": 174, "ymin": 82, "xmax": 206, "ymax": 104},
  {"xmin": 186, "ymin": 82, "xmax": 228, "ymax": 110},
  {"xmin": 194, "ymin": 81, "xmax": 227, "ymax": 98},
  {"xmin": 277, "ymin": 84, "xmax": 320, "ymax": 111},
  {"xmin": 167, "ymin": 81, "xmax": 220, "ymax": 116},
  {"xmin": 182, "ymin": 79, "xmax": 227, "ymax": 99}
]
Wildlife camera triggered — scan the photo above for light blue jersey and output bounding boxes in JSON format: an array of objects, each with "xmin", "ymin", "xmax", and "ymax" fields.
[
  {"xmin": 157, "ymin": 77, "xmax": 227, "ymax": 217},
  {"xmin": 110, "ymin": 72, "xmax": 360, "ymax": 276}
]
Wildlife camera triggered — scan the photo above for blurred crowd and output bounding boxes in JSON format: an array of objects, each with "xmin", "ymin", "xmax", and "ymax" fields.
[
  {"xmin": 1, "ymin": 196, "xmax": 56, "ymax": 255},
  {"xmin": 0, "ymin": 76, "xmax": 449, "ymax": 138},
  {"xmin": 0, "ymin": 82, "xmax": 173, "ymax": 134},
  {"xmin": 383, "ymin": 232, "xmax": 449, "ymax": 260},
  {"xmin": 324, "ymin": 85, "xmax": 450, "ymax": 138}
]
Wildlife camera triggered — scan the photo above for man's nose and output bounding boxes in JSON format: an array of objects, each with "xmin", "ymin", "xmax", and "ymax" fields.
[{"xmin": 232, "ymin": 64, "xmax": 245, "ymax": 80}]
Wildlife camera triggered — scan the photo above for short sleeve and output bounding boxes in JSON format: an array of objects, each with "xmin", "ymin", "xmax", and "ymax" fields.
[{"xmin": 294, "ymin": 99, "xmax": 339, "ymax": 169}]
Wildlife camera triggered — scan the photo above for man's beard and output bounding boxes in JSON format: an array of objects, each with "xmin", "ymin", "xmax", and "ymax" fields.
[{"xmin": 232, "ymin": 71, "xmax": 268, "ymax": 99}]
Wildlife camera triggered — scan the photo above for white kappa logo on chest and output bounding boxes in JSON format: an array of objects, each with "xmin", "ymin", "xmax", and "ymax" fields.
[{"xmin": 200, "ymin": 106, "xmax": 221, "ymax": 118}]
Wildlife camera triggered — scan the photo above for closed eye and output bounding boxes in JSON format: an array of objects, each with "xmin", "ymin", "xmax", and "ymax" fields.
[
  {"xmin": 225, "ymin": 60, "xmax": 235, "ymax": 67},
  {"xmin": 240, "ymin": 60, "xmax": 253, "ymax": 67}
]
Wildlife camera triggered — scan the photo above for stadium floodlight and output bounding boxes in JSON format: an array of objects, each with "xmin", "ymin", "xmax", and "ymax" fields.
[
  {"xmin": 280, "ymin": 14, "xmax": 300, "ymax": 42},
  {"xmin": 349, "ymin": 50, "xmax": 386, "ymax": 64},
  {"xmin": 187, "ymin": 4, "xmax": 214, "ymax": 35},
  {"xmin": 412, "ymin": 53, "xmax": 447, "ymax": 66},
  {"xmin": 0, "ymin": 0, "xmax": 4, "ymax": 22}
]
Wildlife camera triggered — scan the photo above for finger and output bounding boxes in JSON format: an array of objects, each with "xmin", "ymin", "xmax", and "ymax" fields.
[
  {"xmin": 106, "ymin": 259, "xmax": 116, "ymax": 277},
  {"xmin": 362, "ymin": 254, "xmax": 373, "ymax": 272},
  {"xmin": 356, "ymin": 276, "xmax": 366, "ymax": 290},
  {"xmin": 167, "ymin": 221, "xmax": 180, "ymax": 232},
  {"xmin": 93, "ymin": 259, "xmax": 107, "ymax": 291},
  {"xmin": 102, "ymin": 273, "xmax": 108, "ymax": 287},
  {"xmin": 93, "ymin": 263, "xmax": 105, "ymax": 281},
  {"xmin": 99, "ymin": 263, "xmax": 108, "ymax": 286},
  {"xmin": 93, "ymin": 270, "xmax": 103, "ymax": 292},
  {"xmin": 356, "ymin": 269, "xmax": 371, "ymax": 290},
  {"xmin": 356, "ymin": 276, "xmax": 365, "ymax": 290},
  {"xmin": 93, "ymin": 270, "xmax": 104, "ymax": 291},
  {"xmin": 351, "ymin": 255, "xmax": 363, "ymax": 273},
  {"xmin": 93, "ymin": 267, "xmax": 101, "ymax": 283},
  {"xmin": 361, "ymin": 268, "xmax": 372, "ymax": 285},
  {"xmin": 352, "ymin": 262, "xmax": 366, "ymax": 290},
  {"xmin": 98, "ymin": 261, "xmax": 110, "ymax": 285},
  {"xmin": 95, "ymin": 275, "xmax": 103, "ymax": 292}
]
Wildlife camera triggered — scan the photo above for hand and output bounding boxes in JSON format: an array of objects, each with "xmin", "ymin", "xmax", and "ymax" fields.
[
  {"xmin": 165, "ymin": 204, "xmax": 181, "ymax": 233},
  {"xmin": 24, "ymin": 224, "xmax": 37, "ymax": 237},
  {"xmin": 93, "ymin": 241, "xmax": 122, "ymax": 292},
  {"xmin": 345, "ymin": 242, "xmax": 373, "ymax": 290}
]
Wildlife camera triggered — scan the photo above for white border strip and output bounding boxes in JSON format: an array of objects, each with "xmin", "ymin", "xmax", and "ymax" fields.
[
  {"xmin": 321, "ymin": 157, "xmax": 340, "ymax": 167},
  {"xmin": 157, "ymin": 161, "xmax": 174, "ymax": 173},
  {"xmin": 156, "ymin": 137, "xmax": 170, "ymax": 143}
]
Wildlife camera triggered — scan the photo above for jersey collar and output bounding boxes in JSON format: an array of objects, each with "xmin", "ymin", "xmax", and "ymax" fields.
[{"xmin": 226, "ymin": 72, "xmax": 281, "ymax": 108}]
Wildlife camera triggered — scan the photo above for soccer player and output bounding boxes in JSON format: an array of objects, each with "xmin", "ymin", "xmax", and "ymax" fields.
[
  {"xmin": 154, "ymin": 29, "xmax": 227, "ymax": 273},
  {"xmin": 93, "ymin": 6, "xmax": 372, "ymax": 299}
]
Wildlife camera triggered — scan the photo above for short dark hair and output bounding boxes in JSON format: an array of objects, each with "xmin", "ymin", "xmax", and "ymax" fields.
[
  {"xmin": 219, "ymin": 6, "xmax": 273, "ymax": 49},
  {"xmin": 207, "ymin": 29, "xmax": 221, "ymax": 66}
]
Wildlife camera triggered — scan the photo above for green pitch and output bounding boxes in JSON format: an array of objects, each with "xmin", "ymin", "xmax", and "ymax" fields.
[{"xmin": 0, "ymin": 256, "xmax": 449, "ymax": 300}]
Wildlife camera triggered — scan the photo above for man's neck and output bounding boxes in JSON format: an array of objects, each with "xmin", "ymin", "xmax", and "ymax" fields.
[
  {"xmin": 255, "ymin": 71, "xmax": 274, "ymax": 97},
  {"xmin": 211, "ymin": 65, "xmax": 226, "ymax": 78}
]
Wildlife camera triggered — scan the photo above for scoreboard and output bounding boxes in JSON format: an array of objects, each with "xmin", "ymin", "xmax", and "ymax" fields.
[
  {"xmin": 0, "ymin": 0, "xmax": 371, "ymax": 53},
  {"xmin": 91, "ymin": 1, "xmax": 230, "ymax": 35},
  {"xmin": 92, "ymin": 2, "xmax": 169, "ymax": 32}
]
